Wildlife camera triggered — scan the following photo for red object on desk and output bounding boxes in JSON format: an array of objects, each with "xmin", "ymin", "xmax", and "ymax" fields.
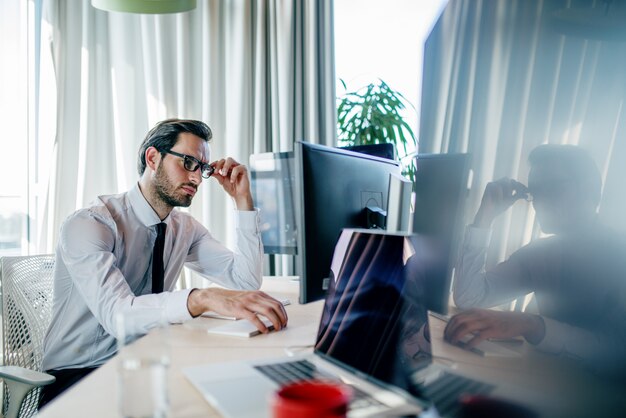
[{"xmin": 272, "ymin": 380, "xmax": 352, "ymax": 418}]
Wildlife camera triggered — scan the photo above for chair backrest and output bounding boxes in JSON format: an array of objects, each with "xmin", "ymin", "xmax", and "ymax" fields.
[{"xmin": 0, "ymin": 255, "xmax": 55, "ymax": 418}]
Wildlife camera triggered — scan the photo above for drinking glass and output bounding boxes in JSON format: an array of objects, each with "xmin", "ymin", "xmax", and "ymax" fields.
[{"xmin": 116, "ymin": 308, "xmax": 170, "ymax": 418}]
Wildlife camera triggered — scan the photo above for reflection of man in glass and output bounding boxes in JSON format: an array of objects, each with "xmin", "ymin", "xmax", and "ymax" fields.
[{"xmin": 447, "ymin": 144, "xmax": 626, "ymax": 375}]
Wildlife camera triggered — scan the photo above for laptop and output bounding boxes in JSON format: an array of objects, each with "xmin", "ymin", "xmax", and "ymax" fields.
[{"xmin": 183, "ymin": 229, "xmax": 507, "ymax": 418}]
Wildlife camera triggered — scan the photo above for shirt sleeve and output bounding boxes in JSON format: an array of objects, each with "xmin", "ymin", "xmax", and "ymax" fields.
[
  {"xmin": 59, "ymin": 209, "xmax": 193, "ymax": 340},
  {"xmin": 453, "ymin": 225, "xmax": 534, "ymax": 309},
  {"xmin": 533, "ymin": 317, "xmax": 601, "ymax": 356},
  {"xmin": 535, "ymin": 315, "xmax": 626, "ymax": 377},
  {"xmin": 184, "ymin": 209, "xmax": 263, "ymax": 290},
  {"xmin": 531, "ymin": 316, "xmax": 619, "ymax": 375}
]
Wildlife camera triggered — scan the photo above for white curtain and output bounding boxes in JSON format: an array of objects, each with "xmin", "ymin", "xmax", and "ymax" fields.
[
  {"xmin": 420, "ymin": 0, "xmax": 626, "ymax": 270},
  {"xmin": 37, "ymin": 0, "xmax": 336, "ymax": 285}
]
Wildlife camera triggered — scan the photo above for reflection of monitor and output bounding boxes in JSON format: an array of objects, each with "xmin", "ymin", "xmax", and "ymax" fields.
[
  {"xmin": 294, "ymin": 142, "xmax": 402, "ymax": 303},
  {"xmin": 249, "ymin": 152, "xmax": 297, "ymax": 255},
  {"xmin": 412, "ymin": 153, "xmax": 471, "ymax": 314}
]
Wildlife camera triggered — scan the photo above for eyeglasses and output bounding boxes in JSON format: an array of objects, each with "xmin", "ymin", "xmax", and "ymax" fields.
[
  {"xmin": 162, "ymin": 150, "xmax": 214, "ymax": 178},
  {"xmin": 525, "ymin": 180, "xmax": 574, "ymax": 203}
]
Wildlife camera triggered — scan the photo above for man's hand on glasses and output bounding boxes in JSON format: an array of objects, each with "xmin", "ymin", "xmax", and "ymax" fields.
[
  {"xmin": 211, "ymin": 157, "xmax": 254, "ymax": 210},
  {"xmin": 473, "ymin": 177, "xmax": 529, "ymax": 228}
]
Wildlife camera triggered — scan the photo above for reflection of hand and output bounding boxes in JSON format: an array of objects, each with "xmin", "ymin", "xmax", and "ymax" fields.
[
  {"xmin": 210, "ymin": 157, "xmax": 254, "ymax": 210},
  {"xmin": 187, "ymin": 288, "xmax": 288, "ymax": 333},
  {"xmin": 444, "ymin": 309, "xmax": 545, "ymax": 347},
  {"xmin": 473, "ymin": 178, "xmax": 528, "ymax": 228}
]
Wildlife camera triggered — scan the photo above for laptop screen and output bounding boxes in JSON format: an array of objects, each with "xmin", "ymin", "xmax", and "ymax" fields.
[{"xmin": 314, "ymin": 229, "xmax": 439, "ymax": 394}]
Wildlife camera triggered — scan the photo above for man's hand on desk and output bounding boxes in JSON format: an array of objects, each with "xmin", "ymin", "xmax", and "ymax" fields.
[
  {"xmin": 187, "ymin": 288, "xmax": 288, "ymax": 333},
  {"xmin": 444, "ymin": 309, "xmax": 546, "ymax": 347}
]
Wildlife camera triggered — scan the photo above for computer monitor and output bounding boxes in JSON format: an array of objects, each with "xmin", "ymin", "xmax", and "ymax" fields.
[
  {"xmin": 294, "ymin": 141, "xmax": 402, "ymax": 303},
  {"xmin": 411, "ymin": 153, "xmax": 471, "ymax": 314},
  {"xmin": 386, "ymin": 172, "xmax": 413, "ymax": 233},
  {"xmin": 340, "ymin": 143, "xmax": 396, "ymax": 161},
  {"xmin": 249, "ymin": 152, "xmax": 297, "ymax": 255}
]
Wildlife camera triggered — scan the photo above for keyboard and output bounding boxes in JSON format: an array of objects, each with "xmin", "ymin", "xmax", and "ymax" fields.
[
  {"xmin": 420, "ymin": 372, "xmax": 494, "ymax": 417},
  {"xmin": 254, "ymin": 360, "xmax": 385, "ymax": 411}
]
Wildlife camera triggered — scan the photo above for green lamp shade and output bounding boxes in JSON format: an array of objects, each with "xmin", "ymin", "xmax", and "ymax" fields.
[{"xmin": 91, "ymin": 0, "xmax": 196, "ymax": 14}]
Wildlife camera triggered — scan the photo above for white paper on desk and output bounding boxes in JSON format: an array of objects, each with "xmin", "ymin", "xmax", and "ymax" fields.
[
  {"xmin": 205, "ymin": 317, "xmax": 275, "ymax": 338},
  {"xmin": 201, "ymin": 297, "xmax": 291, "ymax": 320}
]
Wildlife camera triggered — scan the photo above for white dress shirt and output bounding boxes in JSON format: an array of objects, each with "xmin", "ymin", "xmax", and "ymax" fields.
[
  {"xmin": 453, "ymin": 224, "xmax": 626, "ymax": 363},
  {"xmin": 42, "ymin": 184, "xmax": 263, "ymax": 371}
]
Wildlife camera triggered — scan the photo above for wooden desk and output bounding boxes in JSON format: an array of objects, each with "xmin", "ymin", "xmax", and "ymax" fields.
[
  {"xmin": 428, "ymin": 315, "xmax": 626, "ymax": 418},
  {"xmin": 38, "ymin": 278, "xmax": 626, "ymax": 418},
  {"xmin": 38, "ymin": 277, "xmax": 323, "ymax": 418}
]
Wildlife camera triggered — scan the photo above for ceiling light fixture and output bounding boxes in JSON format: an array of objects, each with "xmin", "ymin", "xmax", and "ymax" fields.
[{"xmin": 91, "ymin": 0, "xmax": 196, "ymax": 14}]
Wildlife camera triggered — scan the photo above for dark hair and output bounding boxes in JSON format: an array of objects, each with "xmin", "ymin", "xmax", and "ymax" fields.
[
  {"xmin": 137, "ymin": 119, "xmax": 212, "ymax": 175},
  {"xmin": 528, "ymin": 144, "xmax": 602, "ymax": 206}
]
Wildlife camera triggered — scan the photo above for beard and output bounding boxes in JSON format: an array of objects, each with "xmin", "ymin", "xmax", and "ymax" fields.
[{"xmin": 154, "ymin": 163, "xmax": 195, "ymax": 208}]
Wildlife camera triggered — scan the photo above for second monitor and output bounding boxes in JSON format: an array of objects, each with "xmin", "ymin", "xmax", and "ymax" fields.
[
  {"xmin": 250, "ymin": 145, "xmax": 471, "ymax": 309},
  {"xmin": 411, "ymin": 153, "xmax": 471, "ymax": 314}
]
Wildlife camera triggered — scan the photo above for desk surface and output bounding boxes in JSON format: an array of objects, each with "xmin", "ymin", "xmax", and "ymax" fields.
[
  {"xmin": 38, "ymin": 277, "xmax": 319, "ymax": 418},
  {"xmin": 38, "ymin": 277, "xmax": 626, "ymax": 418},
  {"xmin": 428, "ymin": 315, "xmax": 626, "ymax": 418}
]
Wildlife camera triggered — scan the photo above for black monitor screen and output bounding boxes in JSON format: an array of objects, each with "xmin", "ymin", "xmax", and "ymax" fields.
[
  {"xmin": 249, "ymin": 152, "xmax": 297, "ymax": 255},
  {"xmin": 315, "ymin": 229, "xmax": 433, "ymax": 395},
  {"xmin": 295, "ymin": 142, "xmax": 401, "ymax": 303},
  {"xmin": 340, "ymin": 143, "xmax": 396, "ymax": 161},
  {"xmin": 412, "ymin": 153, "xmax": 470, "ymax": 314}
]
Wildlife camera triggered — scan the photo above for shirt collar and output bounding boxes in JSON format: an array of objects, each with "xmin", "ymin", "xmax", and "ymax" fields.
[{"xmin": 128, "ymin": 183, "xmax": 170, "ymax": 227}]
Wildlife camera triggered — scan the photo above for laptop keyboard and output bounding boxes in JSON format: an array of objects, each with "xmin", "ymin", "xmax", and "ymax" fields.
[
  {"xmin": 254, "ymin": 360, "xmax": 493, "ymax": 416},
  {"xmin": 420, "ymin": 372, "xmax": 494, "ymax": 417},
  {"xmin": 254, "ymin": 360, "xmax": 385, "ymax": 411}
]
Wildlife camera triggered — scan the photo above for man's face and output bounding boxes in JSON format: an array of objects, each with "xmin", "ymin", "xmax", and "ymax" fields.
[
  {"xmin": 528, "ymin": 165, "xmax": 580, "ymax": 234},
  {"xmin": 154, "ymin": 132, "xmax": 210, "ymax": 208}
]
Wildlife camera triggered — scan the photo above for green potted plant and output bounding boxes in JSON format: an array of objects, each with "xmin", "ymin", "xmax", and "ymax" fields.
[{"xmin": 336, "ymin": 79, "xmax": 417, "ymax": 181}]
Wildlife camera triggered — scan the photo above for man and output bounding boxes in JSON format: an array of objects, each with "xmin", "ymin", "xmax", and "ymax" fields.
[
  {"xmin": 40, "ymin": 119, "xmax": 287, "ymax": 406},
  {"xmin": 445, "ymin": 144, "xmax": 626, "ymax": 374}
]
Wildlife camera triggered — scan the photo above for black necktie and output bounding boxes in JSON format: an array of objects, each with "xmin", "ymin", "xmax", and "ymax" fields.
[{"xmin": 152, "ymin": 222, "xmax": 167, "ymax": 293}]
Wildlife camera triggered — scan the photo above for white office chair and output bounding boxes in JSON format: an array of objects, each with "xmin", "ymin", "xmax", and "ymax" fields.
[{"xmin": 0, "ymin": 256, "xmax": 56, "ymax": 418}]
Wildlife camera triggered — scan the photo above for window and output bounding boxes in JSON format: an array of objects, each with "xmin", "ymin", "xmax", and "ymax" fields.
[
  {"xmin": 333, "ymin": 0, "xmax": 448, "ymax": 156},
  {"xmin": 0, "ymin": 0, "xmax": 41, "ymax": 256}
]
